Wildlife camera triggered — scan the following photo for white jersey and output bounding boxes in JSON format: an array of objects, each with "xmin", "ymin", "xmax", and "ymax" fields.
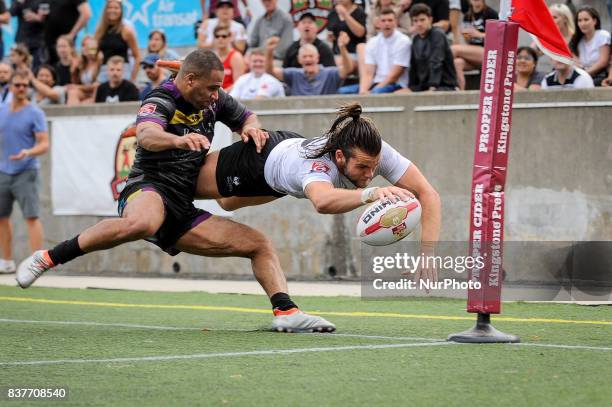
[
  {"xmin": 264, "ymin": 137, "xmax": 412, "ymax": 198},
  {"xmin": 229, "ymin": 72, "xmax": 285, "ymax": 100}
]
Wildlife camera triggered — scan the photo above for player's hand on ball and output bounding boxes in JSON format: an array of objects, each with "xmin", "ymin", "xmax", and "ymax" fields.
[
  {"xmin": 373, "ymin": 186, "xmax": 414, "ymax": 203},
  {"xmin": 241, "ymin": 127, "xmax": 269, "ymax": 153},
  {"xmin": 174, "ymin": 133, "xmax": 210, "ymax": 152}
]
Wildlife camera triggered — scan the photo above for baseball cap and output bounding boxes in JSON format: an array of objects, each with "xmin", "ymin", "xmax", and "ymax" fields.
[
  {"xmin": 216, "ymin": 0, "xmax": 234, "ymax": 8},
  {"xmin": 299, "ymin": 11, "xmax": 316, "ymax": 22},
  {"xmin": 141, "ymin": 53, "xmax": 160, "ymax": 67}
]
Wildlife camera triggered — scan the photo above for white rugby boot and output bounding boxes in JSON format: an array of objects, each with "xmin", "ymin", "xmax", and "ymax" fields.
[
  {"xmin": 16, "ymin": 250, "xmax": 54, "ymax": 288},
  {"xmin": 272, "ymin": 308, "xmax": 336, "ymax": 333}
]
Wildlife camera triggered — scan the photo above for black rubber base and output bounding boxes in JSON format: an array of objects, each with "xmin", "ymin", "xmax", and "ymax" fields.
[{"xmin": 447, "ymin": 313, "xmax": 520, "ymax": 343}]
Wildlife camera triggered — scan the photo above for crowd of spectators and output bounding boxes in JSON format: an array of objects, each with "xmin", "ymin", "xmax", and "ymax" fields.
[{"xmin": 0, "ymin": 0, "xmax": 610, "ymax": 107}]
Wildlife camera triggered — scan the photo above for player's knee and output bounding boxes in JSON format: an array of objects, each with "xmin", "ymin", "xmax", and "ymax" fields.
[
  {"xmin": 121, "ymin": 218, "xmax": 156, "ymax": 240},
  {"xmin": 244, "ymin": 230, "xmax": 275, "ymax": 258}
]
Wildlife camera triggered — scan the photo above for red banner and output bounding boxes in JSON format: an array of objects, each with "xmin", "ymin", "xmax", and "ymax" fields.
[{"xmin": 467, "ymin": 21, "xmax": 519, "ymax": 314}]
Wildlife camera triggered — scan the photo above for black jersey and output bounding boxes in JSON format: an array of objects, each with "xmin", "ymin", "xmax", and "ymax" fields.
[{"xmin": 129, "ymin": 80, "xmax": 251, "ymax": 205}]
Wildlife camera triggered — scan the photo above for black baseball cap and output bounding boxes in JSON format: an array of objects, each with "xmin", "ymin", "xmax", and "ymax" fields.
[
  {"xmin": 216, "ymin": 0, "xmax": 234, "ymax": 8},
  {"xmin": 299, "ymin": 11, "xmax": 316, "ymax": 22}
]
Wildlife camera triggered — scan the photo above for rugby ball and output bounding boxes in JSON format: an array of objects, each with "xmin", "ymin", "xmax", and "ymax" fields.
[{"xmin": 356, "ymin": 197, "xmax": 421, "ymax": 246}]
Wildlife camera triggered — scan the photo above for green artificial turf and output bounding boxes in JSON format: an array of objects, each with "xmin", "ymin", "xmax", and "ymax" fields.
[{"xmin": 0, "ymin": 285, "xmax": 610, "ymax": 406}]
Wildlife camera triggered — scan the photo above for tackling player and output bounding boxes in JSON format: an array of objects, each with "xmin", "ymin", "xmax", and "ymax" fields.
[{"xmin": 16, "ymin": 50, "xmax": 335, "ymax": 333}]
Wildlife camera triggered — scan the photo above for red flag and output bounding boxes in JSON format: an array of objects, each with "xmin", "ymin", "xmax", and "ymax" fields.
[{"xmin": 510, "ymin": 0, "xmax": 573, "ymax": 64}]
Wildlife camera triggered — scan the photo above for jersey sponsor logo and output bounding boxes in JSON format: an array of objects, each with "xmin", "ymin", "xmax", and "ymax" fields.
[
  {"xmin": 139, "ymin": 103, "xmax": 157, "ymax": 115},
  {"xmin": 289, "ymin": 1, "xmax": 333, "ymax": 33},
  {"xmin": 310, "ymin": 161, "xmax": 331, "ymax": 173},
  {"xmin": 170, "ymin": 109, "xmax": 205, "ymax": 126},
  {"xmin": 110, "ymin": 123, "xmax": 138, "ymax": 200}
]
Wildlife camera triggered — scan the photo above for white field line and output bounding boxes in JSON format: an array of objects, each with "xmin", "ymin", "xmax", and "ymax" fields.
[
  {"xmin": 0, "ymin": 342, "xmax": 456, "ymax": 367},
  {"xmin": 512, "ymin": 343, "xmax": 612, "ymax": 351},
  {"xmin": 0, "ymin": 318, "xmax": 444, "ymax": 342},
  {"xmin": 1, "ymin": 318, "xmax": 610, "ymax": 354}
]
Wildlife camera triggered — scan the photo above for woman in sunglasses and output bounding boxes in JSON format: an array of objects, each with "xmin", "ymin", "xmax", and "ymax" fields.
[
  {"xmin": 514, "ymin": 46, "xmax": 544, "ymax": 91},
  {"xmin": 212, "ymin": 24, "xmax": 246, "ymax": 92}
]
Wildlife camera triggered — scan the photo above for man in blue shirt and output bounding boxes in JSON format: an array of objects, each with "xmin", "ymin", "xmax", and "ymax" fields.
[
  {"xmin": 0, "ymin": 70, "xmax": 49, "ymax": 274},
  {"xmin": 265, "ymin": 33, "xmax": 353, "ymax": 96}
]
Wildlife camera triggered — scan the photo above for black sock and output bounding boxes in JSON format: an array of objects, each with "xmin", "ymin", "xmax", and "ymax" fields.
[
  {"xmin": 270, "ymin": 292, "xmax": 298, "ymax": 311},
  {"xmin": 48, "ymin": 235, "xmax": 85, "ymax": 265}
]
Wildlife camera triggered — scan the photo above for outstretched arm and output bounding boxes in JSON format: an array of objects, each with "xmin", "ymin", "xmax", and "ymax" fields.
[{"xmin": 304, "ymin": 182, "xmax": 413, "ymax": 214}]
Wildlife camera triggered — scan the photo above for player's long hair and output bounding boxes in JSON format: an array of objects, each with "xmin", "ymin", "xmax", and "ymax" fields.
[{"xmin": 305, "ymin": 102, "xmax": 382, "ymax": 159}]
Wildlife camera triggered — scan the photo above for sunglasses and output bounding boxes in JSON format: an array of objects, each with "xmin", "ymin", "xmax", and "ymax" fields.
[
  {"xmin": 215, "ymin": 34, "xmax": 230, "ymax": 39},
  {"xmin": 12, "ymin": 83, "xmax": 29, "ymax": 88}
]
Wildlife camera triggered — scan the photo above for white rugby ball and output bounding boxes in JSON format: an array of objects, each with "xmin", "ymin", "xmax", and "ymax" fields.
[{"xmin": 356, "ymin": 197, "xmax": 422, "ymax": 246}]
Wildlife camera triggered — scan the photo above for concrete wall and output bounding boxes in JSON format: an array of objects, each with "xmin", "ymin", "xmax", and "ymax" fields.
[{"xmin": 7, "ymin": 89, "xmax": 612, "ymax": 282}]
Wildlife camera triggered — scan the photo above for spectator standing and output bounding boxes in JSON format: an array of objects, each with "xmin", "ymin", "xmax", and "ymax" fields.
[
  {"xmin": 200, "ymin": 0, "xmax": 251, "ymax": 27},
  {"xmin": 514, "ymin": 46, "xmax": 544, "ymax": 91},
  {"xmin": 451, "ymin": 0, "xmax": 498, "ymax": 89},
  {"xmin": 139, "ymin": 54, "xmax": 165, "ymax": 100},
  {"xmin": 541, "ymin": 60, "xmax": 594, "ymax": 89},
  {"xmin": 408, "ymin": 4, "xmax": 457, "ymax": 92},
  {"xmin": 0, "ymin": 63, "xmax": 12, "ymax": 105},
  {"xmin": 44, "ymin": 0, "xmax": 91, "ymax": 65},
  {"xmin": 327, "ymin": 0, "xmax": 367, "ymax": 57},
  {"xmin": 147, "ymin": 30, "xmax": 180, "ymax": 61},
  {"xmin": 94, "ymin": 0, "xmax": 140, "ymax": 83},
  {"xmin": 265, "ymin": 33, "xmax": 354, "ymax": 96},
  {"xmin": 0, "ymin": 70, "xmax": 49, "ymax": 274},
  {"xmin": 250, "ymin": 0, "xmax": 294, "ymax": 60},
  {"xmin": 570, "ymin": 6, "xmax": 611, "ymax": 86},
  {"xmin": 28, "ymin": 64, "xmax": 66, "ymax": 105},
  {"xmin": 212, "ymin": 25, "xmax": 246, "ymax": 92},
  {"xmin": 283, "ymin": 12, "xmax": 336, "ymax": 69},
  {"xmin": 342, "ymin": 9, "xmax": 411, "ymax": 94},
  {"xmin": 198, "ymin": 0, "xmax": 248, "ymax": 54},
  {"xmin": 94, "ymin": 56, "xmax": 140, "ymax": 103},
  {"xmin": 9, "ymin": 0, "xmax": 46, "ymax": 69},
  {"xmin": 231, "ymin": 48, "xmax": 285, "ymax": 100}
]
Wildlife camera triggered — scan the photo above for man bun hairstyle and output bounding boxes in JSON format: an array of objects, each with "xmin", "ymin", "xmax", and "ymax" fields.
[{"xmin": 305, "ymin": 102, "xmax": 382, "ymax": 159}]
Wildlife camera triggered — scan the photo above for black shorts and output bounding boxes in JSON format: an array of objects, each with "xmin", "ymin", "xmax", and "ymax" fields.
[
  {"xmin": 216, "ymin": 130, "xmax": 304, "ymax": 197},
  {"xmin": 117, "ymin": 181, "xmax": 211, "ymax": 256}
]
